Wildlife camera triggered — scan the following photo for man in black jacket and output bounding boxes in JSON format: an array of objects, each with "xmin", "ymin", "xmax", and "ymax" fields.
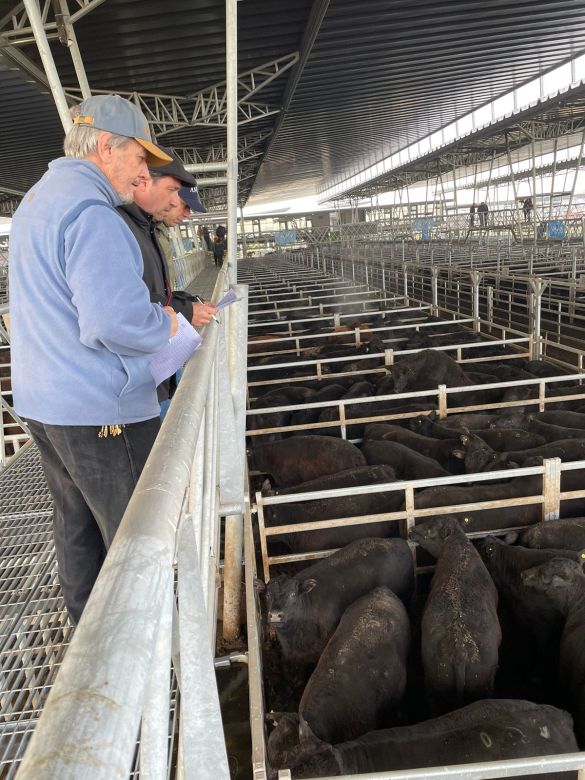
[{"xmin": 118, "ymin": 150, "xmax": 217, "ymax": 406}]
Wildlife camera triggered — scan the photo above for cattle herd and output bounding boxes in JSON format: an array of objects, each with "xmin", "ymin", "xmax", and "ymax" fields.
[{"xmin": 245, "ymin": 283, "xmax": 585, "ymax": 779}]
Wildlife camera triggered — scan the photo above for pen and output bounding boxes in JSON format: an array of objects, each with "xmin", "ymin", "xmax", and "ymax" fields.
[{"xmin": 193, "ymin": 294, "xmax": 219, "ymax": 324}]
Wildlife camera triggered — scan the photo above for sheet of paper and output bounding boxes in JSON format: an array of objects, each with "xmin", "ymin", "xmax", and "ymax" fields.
[
  {"xmin": 215, "ymin": 289, "xmax": 240, "ymax": 312},
  {"xmin": 150, "ymin": 312, "xmax": 202, "ymax": 386}
]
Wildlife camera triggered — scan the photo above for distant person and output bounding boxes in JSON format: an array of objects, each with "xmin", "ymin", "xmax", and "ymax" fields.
[
  {"xmin": 213, "ymin": 233, "xmax": 226, "ymax": 267},
  {"xmin": 523, "ymin": 197, "xmax": 533, "ymax": 223},
  {"xmin": 215, "ymin": 224, "xmax": 226, "ymax": 241},
  {"xmin": 469, "ymin": 203, "xmax": 476, "ymax": 227},
  {"xmin": 199, "ymin": 224, "xmax": 213, "ymax": 251},
  {"xmin": 477, "ymin": 202, "xmax": 489, "ymax": 227}
]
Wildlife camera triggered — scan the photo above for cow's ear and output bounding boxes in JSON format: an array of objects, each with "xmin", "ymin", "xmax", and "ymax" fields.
[
  {"xmin": 506, "ymin": 460, "xmax": 520, "ymax": 469},
  {"xmin": 301, "ymin": 578, "xmax": 317, "ymax": 593},
  {"xmin": 504, "ymin": 531, "xmax": 519, "ymax": 544},
  {"xmin": 452, "ymin": 448, "xmax": 466, "ymax": 459}
]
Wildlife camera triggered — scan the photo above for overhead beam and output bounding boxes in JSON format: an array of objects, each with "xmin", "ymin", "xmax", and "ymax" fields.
[
  {"xmin": 0, "ymin": 0, "xmax": 106, "ymax": 47},
  {"xmin": 63, "ymin": 52, "xmax": 298, "ymax": 135}
]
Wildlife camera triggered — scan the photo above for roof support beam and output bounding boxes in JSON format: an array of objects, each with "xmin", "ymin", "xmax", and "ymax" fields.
[
  {"xmin": 0, "ymin": 0, "xmax": 106, "ymax": 47},
  {"xmin": 63, "ymin": 53, "xmax": 298, "ymax": 135}
]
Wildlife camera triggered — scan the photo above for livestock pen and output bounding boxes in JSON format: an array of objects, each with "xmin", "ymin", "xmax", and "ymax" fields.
[{"xmin": 242, "ymin": 254, "xmax": 585, "ymax": 779}]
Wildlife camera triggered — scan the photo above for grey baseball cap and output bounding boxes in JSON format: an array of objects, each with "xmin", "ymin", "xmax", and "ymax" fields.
[{"xmin": 73, "ymin": 94, "xmax": 172, "ymax": 166}]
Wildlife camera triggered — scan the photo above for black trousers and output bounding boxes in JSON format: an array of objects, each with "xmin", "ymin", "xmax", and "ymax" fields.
[{"xmin": 27, "ymin": 418, "xmax": 160, "ymax": 624}]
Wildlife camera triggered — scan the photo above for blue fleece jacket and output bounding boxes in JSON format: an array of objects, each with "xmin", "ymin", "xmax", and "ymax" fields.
[{"xmin": 9, "ymin": 157, "xmax": 171, "ymax": 424}]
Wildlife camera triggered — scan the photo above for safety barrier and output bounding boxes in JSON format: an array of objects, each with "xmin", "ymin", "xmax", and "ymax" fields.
[{"xmin": 15, "ymin": 268, "xmax": 249, "ymax": 780}]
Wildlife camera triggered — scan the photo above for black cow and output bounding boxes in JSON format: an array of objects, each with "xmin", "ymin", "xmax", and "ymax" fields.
[
  {"xmin": 263, "ymin": 537, "xmax": 413, "ymax": 663},
  {"xmin": 454, "ymin": 432, "xmax": 585, "ymax": 473},
  {"xmin": 298, "ymin": 587, "xmax": 410, "ymax": 743},
  {"xmin": 534, "ymin": 410, "xmax": 585, "ymax": 429},
  {"xmin": 363, "ymin": 423, "xmax": 462, "ymax": 471},
  {"xmin": 516, "ymin": 517, "xmax": 585, "ymax": 551},
  {"xmin": 410, "ymin": 517, "xmax": 500, "ymax": 713},
  {"xmin": 479, "ymin": 536, "xmax": 580, "ymax": 699},
  {"xmin": 522, "ymin": 558, "xmax": 585, "ymax": 747},
  {"xmin": 289, "ymin": 383, "xmax": 347, "ymax": 428},
  {"xmin": 281, "ymin": 699, "xmax": 578, "ymax": 779},
  {"xmin": 412, "ymin": 414, "xmax": 545, "ymax": 450},
  {"xmin": 392, "ymin": 349, "xmax": 471, "ymax": 393},
  {"xmin": 263, "ymin": 465, "xmax": 403, "ymax": 553},
  {"xmin": 249, "ymin": 436, "xmax": 366, "ymax": 487},
  {"xmin": 362, "ymin": 439, "xmax": 451, "ymax": 479}
]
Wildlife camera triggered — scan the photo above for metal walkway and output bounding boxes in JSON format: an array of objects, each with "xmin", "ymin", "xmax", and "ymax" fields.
[{"xmin": 0, "ymin": 261, "xmax": 221, "ymax": 778}]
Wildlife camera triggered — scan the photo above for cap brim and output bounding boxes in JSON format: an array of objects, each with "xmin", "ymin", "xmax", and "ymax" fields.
[{"xmin": 136, "ymin": 138, "xmax": 173, "ymax": 167}]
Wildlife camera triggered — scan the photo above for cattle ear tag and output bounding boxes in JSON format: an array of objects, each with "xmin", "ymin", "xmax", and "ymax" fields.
[
  {"xmin": 302, "ymin": 578, "xmax": 318, "ymax": 593},
  {"xmin": 463, "ymin": 517, "xmax": 470, "ymax": 524},
  {"xmin": 461, "ymin": 434, "xmax": 469, "ymax": 445}
]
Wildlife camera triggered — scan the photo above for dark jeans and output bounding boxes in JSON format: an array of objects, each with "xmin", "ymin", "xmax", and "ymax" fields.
[{"xmin": 27, "ymin": 418, "xmax": 160, "ymax": 624}]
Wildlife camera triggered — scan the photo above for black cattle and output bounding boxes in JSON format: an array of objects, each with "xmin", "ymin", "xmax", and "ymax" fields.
[
  {"xmin": 408, "ymin": 414, "xmax": 543, "ymax": 450},
  {"xmin": 410, "ymin": 410, "xmax": 527, "ymax": 438},
  {"xmin": 263, "ymin": 465, "xmax": 402, "ymax": 553},
  {"xmin": 525, "ymin": 418, "xmax": 585, "ymax": 443},
  {"xmin": 392, "ymin": 349, "xmax": 471, "ymax": 393},
  {"xmin": 263, "ymin": 537, "xmax": 413, "ymax": 663},
  {"xmin": 282, "ymin": 699, "xmax": 578, "ymax": 779},
  {"xmin": 362, "ymin": 439, "xmax": 451, "ymax": 479},
  {"xmin": 298, "ymin": 587, "xmax": 410, "ymax": 744},
  {"xmin": 250, "ymin": 387, "xmax": 316, "ymax": 408},
  {"xmin": 479, "ymin": 536, "xmax": 580, "ymax": 698},
  {"xmin": 249, "ymin": 436, "xmax": 366, "ymax": 487},
  {"xmin": 410, "ymin": 517, "xmax": 500, "ymax": 713},
  {"xmin": 522, "ymin": 558, "xmax": 585, "ymax": 747},
  {"xmin": 289, "ymin": 383, "xmax": 347, "ymax": 428},
  {"xmin": 534, "ymin": 410, "xmax": 585, "ymax": 429},
  {"xmin": 363, "ymin": 422, "xmax": 462, "ymax": 472},
  {"xmin": 455, "ymin": 433, "xmax": 585, "ymax": 473},
  {"xmin": 516, "ymin": 517, "xmax": 585, "ymax": 551}
]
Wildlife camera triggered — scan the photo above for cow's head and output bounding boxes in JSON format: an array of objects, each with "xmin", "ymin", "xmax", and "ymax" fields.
[
  {"xmin": 521, "ymin": 558, "xmax": 585, "ymax": 613},
  {"xmin": 409, "ymin": 516, "xmax": 463, "ymax": 557},
  {"xmin": 265, "ymin": 575, "xmax": 318, "ymax": 632},
  {"xmin": 452, "ymin": 431, "xmax": 510, "ymax": 473}
]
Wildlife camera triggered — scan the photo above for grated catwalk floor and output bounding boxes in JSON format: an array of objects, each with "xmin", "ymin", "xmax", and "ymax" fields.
[{"xmin": 0, "ymin": 442, "xmax": 69, "ymax": 778}]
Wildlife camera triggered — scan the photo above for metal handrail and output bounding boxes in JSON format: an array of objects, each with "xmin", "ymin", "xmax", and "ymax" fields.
[{"xmin": 16, "ymin": 269, "xmax": 249, "ymax": 780}]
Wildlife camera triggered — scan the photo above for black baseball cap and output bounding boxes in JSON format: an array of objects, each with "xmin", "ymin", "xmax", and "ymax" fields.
[{"xmin": 148, "ymin": 146, "xmax": 197, "ymax": 186}]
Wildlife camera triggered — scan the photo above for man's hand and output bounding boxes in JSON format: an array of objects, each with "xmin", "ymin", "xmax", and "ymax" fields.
[
  {"xmin": 191, "ymin": 301, "xmax": 218, "ymax": 327},
  {"xmin": 163, "ymin": 306, "xmax": 179, "ymax": 337}
]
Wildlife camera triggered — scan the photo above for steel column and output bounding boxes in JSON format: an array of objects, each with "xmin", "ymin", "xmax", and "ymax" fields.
[
  {"xmin": 226, "ymin": 0, "xmax": 238, "ymax": 283},
  {"xmin": 57, "ymin": 0, "xmax": 91, "ymax": 99},
  {"xmin": 22, "ymin": 0, "xmax": 72, "ymax": 132}
]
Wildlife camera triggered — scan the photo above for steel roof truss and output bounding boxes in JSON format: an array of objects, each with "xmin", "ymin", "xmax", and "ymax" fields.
[{"xmin": 0, "ymin": 0, "xmax": 105, "ymax": 46}]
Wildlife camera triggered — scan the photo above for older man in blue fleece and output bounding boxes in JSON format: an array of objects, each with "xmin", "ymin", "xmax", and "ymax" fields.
[{"xmin": 9, "ymin": 94, "xmax": 178, "ymax": 624}]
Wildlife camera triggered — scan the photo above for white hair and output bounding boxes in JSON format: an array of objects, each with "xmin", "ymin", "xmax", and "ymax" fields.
[{"xmin": 63, "ymin": 123, "xmax": 132, "ymax": 159}]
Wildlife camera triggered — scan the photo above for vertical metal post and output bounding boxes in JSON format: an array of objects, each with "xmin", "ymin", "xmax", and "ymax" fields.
[
  {"xmin": 470, "ymin": 271, "xmax": 480, "ymax": 332},
  {"xmin": 57, "ymin": 0, "xmax": 92, "ymax": 99},
  {"xmin": 567, "ymin": 128, "xmax": 585, "ymax": 216},
  {"xmin": 226, "ymin": 0, "xmax": 238, "ymax": 283},
  {"xmin": 22, "ymin": 0, "xmax": 73, "ymax": 132},
  {"xmin": 431, "ymin": 266, "xmax": 438, "ymax": 316},
  {"xmin": 239, "ymin": 205, "xmax": 248, "ymax": 259},
  {"xmin": 531, "ymin": 136, "xmax": 537, "ymax": 248}
]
